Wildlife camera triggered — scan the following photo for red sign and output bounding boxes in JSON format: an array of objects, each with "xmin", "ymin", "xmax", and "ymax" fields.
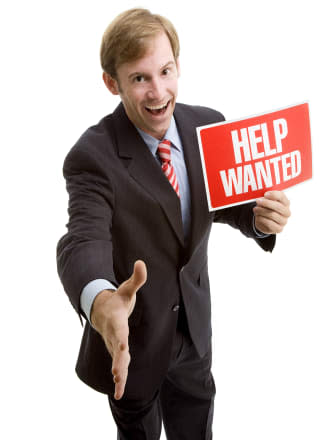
[{"xmin": 197, "ymin": 103, "xmax": 312, "ymax": 210}]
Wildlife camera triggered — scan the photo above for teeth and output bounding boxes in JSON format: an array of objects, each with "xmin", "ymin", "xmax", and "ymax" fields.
[{"xmin": 146, "ymin": 102, "xmax": 168, "ymax": 110}]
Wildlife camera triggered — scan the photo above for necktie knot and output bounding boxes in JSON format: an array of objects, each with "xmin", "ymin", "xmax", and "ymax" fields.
[
  {"xmin": 157, "ymin": 139, "xmax": 172, "ymax": 165},
  {"xmin": 157, "ymin": 139, "xmax": 180, "ymax": 198}
]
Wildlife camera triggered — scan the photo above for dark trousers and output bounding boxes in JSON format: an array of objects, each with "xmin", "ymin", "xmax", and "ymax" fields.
[{"xmin": 108, "ymin": 313, "xmax": 215, "ymax": 440}]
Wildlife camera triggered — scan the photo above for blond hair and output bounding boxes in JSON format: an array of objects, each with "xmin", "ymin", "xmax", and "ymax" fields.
[{"xmin": 100, "ymin": 8, "xmax": 180, "ymax": 78}]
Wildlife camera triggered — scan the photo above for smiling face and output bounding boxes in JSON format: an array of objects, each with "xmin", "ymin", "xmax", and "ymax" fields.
[{"xmin": 103, "ymin": 32, "xmax": 180, "ymax": 140}]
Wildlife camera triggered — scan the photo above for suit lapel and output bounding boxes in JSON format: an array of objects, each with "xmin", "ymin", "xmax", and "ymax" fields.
[
  {"xmin": 110, "ymin": 104, "xmax": 185, "ymax": 247},
  {"xmin": 173, "ymin": 104, "xmax": 211, "ymax": 257}
]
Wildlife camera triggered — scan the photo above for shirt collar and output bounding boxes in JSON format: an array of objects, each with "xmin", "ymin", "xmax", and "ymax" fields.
[{"xmin": 136, "ymin": 116, "xmax": 181, "ymax": 157}]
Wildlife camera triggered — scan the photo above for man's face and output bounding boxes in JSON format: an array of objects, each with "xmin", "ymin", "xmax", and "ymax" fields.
[{"xmin": 104, "ymin": 32, "xmax": 180, "ymax": 140}]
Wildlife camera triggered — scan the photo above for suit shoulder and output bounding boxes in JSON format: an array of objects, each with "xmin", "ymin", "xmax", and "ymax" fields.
[
  {"xmin": 175, "ymin": 102, "xmax": 225, "ymax": 125},
  {"xmin": 64, "ymin": 113, "xmax": 115, "ymax": 168},
  {"xmin": 73, "ymin": 113, "xmax": 114, "ymax": 154}
]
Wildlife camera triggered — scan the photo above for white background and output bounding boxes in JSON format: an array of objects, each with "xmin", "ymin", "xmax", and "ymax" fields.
[{"xmin": 1, "ymin": 0, "xmax": 329, "ymax": 438}]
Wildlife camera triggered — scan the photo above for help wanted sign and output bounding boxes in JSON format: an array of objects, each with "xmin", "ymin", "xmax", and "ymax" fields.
[{"xmin": 197, "ymin": 102, "xmax": 312, "ymax": 211}]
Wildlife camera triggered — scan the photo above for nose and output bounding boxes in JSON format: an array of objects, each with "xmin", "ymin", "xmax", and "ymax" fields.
[{"xmin": 147, "ymin": 77, "xmax": 164, "ymax": 101}]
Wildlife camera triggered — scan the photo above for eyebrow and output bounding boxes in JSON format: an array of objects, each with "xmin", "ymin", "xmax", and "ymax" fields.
[{"xmin": 128, "ymin": 61, "xmax": 175, "ymax": 80}]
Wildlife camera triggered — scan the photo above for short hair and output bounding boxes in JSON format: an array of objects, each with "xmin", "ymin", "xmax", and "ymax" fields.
[{"xmin": 100, "ymin": 8, "xmax": 180, "ymax": 78}]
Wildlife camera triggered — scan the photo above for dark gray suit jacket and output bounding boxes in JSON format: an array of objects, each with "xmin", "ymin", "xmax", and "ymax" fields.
[{"xmin": 57, "ymin": 102, "xmax": 275, "ymax": 399}]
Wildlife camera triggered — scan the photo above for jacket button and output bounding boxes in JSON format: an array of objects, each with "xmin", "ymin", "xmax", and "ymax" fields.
[{"xmin": 172, "ymin": 305, "xmax": 180, "ymax": 312}]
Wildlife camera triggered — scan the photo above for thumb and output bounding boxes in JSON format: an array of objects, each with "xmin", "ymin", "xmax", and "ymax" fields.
[{"xmin": 122, "ymin": 260, "xmax": 147, "ymax": 298}]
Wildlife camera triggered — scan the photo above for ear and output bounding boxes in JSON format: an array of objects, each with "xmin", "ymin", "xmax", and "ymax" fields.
[
  {"xmin": 103, "ymin": 72, "xmax": 120, "ymax": 95},
  {"xmin": 175, "ymin": 57, "xmax": 181, "ymax": 78}
]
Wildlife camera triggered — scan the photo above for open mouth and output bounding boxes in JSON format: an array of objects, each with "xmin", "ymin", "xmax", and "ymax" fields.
[{"xmin": 145, "ymin": 100, "xmax": 170, "ymax": 116}]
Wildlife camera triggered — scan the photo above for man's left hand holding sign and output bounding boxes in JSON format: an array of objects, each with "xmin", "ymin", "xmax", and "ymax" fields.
[{"xmin": 254, "ymin": 190, "xmax": 291, "ymax": 234}]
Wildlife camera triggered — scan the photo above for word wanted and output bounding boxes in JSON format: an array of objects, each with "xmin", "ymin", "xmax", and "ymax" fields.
[{"xmin": 219, "ymin": 119, "xmax": 301, "ymax": 197}]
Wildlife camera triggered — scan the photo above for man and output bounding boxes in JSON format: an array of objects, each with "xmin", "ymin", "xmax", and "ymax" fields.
[{"xmin": 57, "ymin": 8, "xmax": 290, "ymax": 439}]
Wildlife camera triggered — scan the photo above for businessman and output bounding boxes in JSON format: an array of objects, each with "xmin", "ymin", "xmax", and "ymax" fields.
[{"xmin": 57, "ymin": 8, "xmax": 291, "ymax": 439}]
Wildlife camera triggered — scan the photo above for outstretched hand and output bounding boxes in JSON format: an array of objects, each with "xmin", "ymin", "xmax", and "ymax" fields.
[
  {"xmin": 91, "ymin": 260, "xmax": 147, "ymax": 400},
  {"xmin": 253, "ymin": 190, "xmax": 291, "ymax": 234}
]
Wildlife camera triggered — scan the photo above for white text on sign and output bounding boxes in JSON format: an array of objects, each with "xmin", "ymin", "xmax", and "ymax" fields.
[{"xmin": 219, "ymin": 118, "xmax": 301, "ymax": 196}]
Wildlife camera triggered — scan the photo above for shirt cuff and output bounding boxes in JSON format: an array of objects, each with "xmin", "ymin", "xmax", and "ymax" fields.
[
  {"xmin": 253, "ymin": 215, "xmax": 270, "ymax": 238},
  {"xmin": 80, "ymin": 279, "xmax": 117, "ymax": 323}
]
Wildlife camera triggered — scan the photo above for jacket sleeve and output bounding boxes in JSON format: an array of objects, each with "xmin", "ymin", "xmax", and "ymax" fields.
[
  {"xmin": 213, "ymin": 201, "xmax": 276, "ymax": 252},
  {"xmin": 56, "ymin": 146, "xmax": 118, "ymax": 320}
]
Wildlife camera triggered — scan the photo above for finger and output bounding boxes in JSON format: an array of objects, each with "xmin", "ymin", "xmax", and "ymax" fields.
[
  {"xmin": 255, "ymin": 197, "xmax": 291, "ymax": 218},
  {"xmin": 112, "ymin": 345, "xmax": 131, "ymax": 400},
  {"xmin": 255, "ymin": 215, "xmax": 285, "ymax": 234},
  {"xmin": 112, "ymin": 339, "xmax": 130, "ymax": 372},
  {"xmin": 130, "ymin": 260, "xmax": 147, "ymax": 290},
  {"xmin": 121, "ymin": 260, "xmax": 147, "ymax": 299},
  {"xmin": 253, "ymin": 206, "xmax": 288, "ymax": 227},
  {"xmin": 110, "ymin": 325, "xmax": 130, "ymax": 372},
  {"xmin": 113, "ymin": 356, "xmax": 130, "ymax": 400},
  {"xmin": 264, "ymin": 190, "xmax": 290, "ymax": 206},
  {"xmin": 104, "ymin": 318, "xmax": 129, "ymax": 355},
  {"xmin": 114, "ymin": 367, "xmax": 129, "ymax": 400},
  {"xmin": 112, "ymin": 349, "xmax": 130, "ymax": 379}
]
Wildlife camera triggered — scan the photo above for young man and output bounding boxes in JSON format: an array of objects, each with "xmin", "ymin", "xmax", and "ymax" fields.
[{"xmin": 57, "ymin": 8, "xmax": 290, "ymax": 439}]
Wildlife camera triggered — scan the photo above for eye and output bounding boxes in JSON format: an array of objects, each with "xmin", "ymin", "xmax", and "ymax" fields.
[
  {"xmin": 134, "ymin": 75, "xmax": 145, "ymax": 83},
  {"xmin": 162, "ymin": 68, "xmax": 170, "ymax": 75}
]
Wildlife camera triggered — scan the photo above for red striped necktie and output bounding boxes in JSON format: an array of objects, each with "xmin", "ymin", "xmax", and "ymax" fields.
[{"xmin": 157, "ymin": 139, "xmax": 180, "ymax": 197}]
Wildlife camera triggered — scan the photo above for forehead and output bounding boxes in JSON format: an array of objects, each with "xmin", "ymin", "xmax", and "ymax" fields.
[{"xmin": 118, "ymin": 32, "xmax": 175, "ymax": 76}]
